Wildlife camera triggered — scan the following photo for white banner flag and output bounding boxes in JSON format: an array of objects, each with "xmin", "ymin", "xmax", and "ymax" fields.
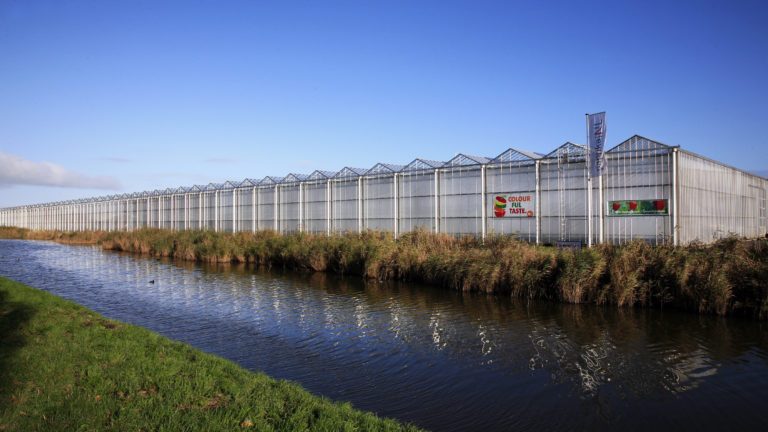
[{"xmin": 587, "ymin": 112, "xmax": 606, "ymax": 177}]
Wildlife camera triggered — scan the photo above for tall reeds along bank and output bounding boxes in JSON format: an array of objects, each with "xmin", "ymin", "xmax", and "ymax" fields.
[
  {"xmin": 0, "ymin": 226, "xmax": 108, "ymax": 244},
  {"xmin": 2, "ymin": 226, "xmax": 767, "ymax": 318}
]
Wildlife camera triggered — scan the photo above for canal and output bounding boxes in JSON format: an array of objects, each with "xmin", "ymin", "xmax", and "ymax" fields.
[{"xmin": 1, "ymin": 239, "xmax": 766, "ymax": 431}]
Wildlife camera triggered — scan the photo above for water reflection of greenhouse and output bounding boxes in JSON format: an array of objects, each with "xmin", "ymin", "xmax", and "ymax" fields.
[{"xmin": 2, "ymin": 135, "xmax": 766, "ymax": 245}]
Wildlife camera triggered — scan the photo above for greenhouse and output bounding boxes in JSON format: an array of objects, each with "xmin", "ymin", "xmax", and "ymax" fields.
[{"xmin": 1, "ymin": 135, "xmax": 766, "ymax": 246}]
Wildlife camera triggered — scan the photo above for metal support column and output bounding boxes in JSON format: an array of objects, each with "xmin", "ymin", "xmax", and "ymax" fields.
[
  {"xmin": 251, "ymin": 187, "xmax": 256, "ymax": 232},
  {"xmin": 326, "ymin": 179, "xmax": 331, "ymax": 235},
  {"xmin": 215, "ymin": 191, "xmax": 219, "ymax": 232},
  {"xmin": 481, "ymin": 165, "xmax": 487, "ymax": 241},
  {"xmin": 232, "ymin": 189, "xmax": 237, "ymax": 233},
  {"xmin": 434, "ymin": 169, "xmax": 440, "ymax": 233},
  {"xmin": 672, "ymin": 148, "xmax": 679, "ymax": 246},
  {"xmin": 535, "ymin": 160, "xmax": 541, "ymax": 245},
  {"xmin": 274, "ymin": 185, "xmax": 279, "ymax": 232},
  {"xmin": 358, "ymin": 177, "xmax": 363, "ymax": 234},
  {"xmin": 393, "ymin": 173, "xmax": 399, "ymax": 239},
  {"xmin": 298, "ymin": 182, "xmax": 304, "ymax": 233}
]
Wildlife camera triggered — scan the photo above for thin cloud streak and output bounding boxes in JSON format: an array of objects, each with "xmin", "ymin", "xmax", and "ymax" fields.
[{"xmin": 0, "ymin": 151, "xmax": 122, "ymax": 190}]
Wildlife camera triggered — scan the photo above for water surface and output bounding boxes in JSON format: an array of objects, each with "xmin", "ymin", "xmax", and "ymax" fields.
[{"xmin": 1, "ymin": 239, "xmax": 767, "ymax": 431}]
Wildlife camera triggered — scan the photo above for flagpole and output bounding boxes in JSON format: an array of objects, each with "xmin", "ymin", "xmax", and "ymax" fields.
[
  {"xmin": 599, "ymin": 173, "xmax": 604, "ymax": 244},
  {"xmin": 586, "ymin": 113, "xmax": 593, "ymax": 247}
]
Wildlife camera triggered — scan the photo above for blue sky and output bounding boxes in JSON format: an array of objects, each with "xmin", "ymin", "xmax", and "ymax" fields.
[{"xmin": 1, "ymin": 0, "xmax": 767, "ymax": 207}]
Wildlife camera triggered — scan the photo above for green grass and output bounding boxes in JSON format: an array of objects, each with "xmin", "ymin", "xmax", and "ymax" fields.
[
  {"xmin": 2, "ymin": 226, "xmax": 768, "ymax": 318},
  {"xmin": 0, "ymin": 276, "xmax": 420, "ymax": 431}
]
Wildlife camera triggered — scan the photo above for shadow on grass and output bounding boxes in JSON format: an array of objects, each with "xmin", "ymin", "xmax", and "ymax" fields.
[{"xmin": 0, "ymin": 289, "xmax": 35, "ymax": 404}]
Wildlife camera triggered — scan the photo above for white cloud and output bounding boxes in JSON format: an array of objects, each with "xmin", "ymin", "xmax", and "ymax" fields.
[{"xmin": 0, "ymin": 151, "xmax": 122, "ymax": 190}]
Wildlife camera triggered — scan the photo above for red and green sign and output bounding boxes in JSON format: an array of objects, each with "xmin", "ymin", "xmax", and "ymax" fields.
[
  {"xmin": 608, "ymin": 199, "xmax": 668, "ymax": 216},
  {"xmin": 492, "ymin": 194, "xmax": 535, "ymax": 218}
]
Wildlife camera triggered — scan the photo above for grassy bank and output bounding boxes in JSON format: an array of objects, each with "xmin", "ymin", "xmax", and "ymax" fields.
[
  {"xmin": 0, "ymin": 276, "xmax": 418, "ymax": 431},
  {"xmin": 2, "ymin": 226, "xmax": 767, "ymax": 318}
]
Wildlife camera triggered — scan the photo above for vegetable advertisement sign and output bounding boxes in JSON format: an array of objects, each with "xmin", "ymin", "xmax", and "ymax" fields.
[
  {"xmin": 492, "ymin": 194, "xmax": 535, "ymax": 218},
  {"xmin": 608, "ymin": 199, "xmax": 668, "ymax": 216}
]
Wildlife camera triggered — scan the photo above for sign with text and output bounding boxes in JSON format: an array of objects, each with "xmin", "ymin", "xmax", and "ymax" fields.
[
  {"xmin": 587, "ymin": 112, "xmax": 607, "ymax": 178},
  {"xmin": 492, "ymin": 194, "xmax": 535, "ymax": 218},
  {"xmin": 608, "ymin": 199, "xmax": 668, "ymax": 216}
]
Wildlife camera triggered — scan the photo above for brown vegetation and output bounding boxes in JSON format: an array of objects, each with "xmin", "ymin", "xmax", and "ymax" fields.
[{"xmin": 2, "ymin": 226, "xmax": 767, "ymax": 318}]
